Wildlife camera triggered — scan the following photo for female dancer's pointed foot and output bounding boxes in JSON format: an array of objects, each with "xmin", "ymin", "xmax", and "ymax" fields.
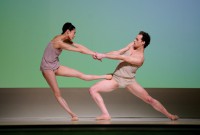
[
  {"xmin": 105, "ymin": 74, "xmax": 112, "ymax": 80},
  {"xmin": 170, "ymin": 115, "xmax": 179, "ymax": 121},
  {"xmin": 71, "ymin": 116, "xmax": 79, "ymax": 121},
  {"xmin": 96, "ymin": 114, "xmax": 111, "ymax": 120}
]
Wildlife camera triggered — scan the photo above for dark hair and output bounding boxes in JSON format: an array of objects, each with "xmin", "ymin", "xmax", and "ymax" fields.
[
  {"xmin": 61, "ymin": 22, "xmax": 75, "ymax": 34},
  {"xmin": 139, "ymin": 31, "xmax": 151, "ymax": 48}
]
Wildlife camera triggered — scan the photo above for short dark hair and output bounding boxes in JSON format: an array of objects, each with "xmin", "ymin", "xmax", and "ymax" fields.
[
  {"xmin": 61, "ymin": 22, "xmax": 75, "ymax": 34},
  {"xmin": 139, "ymin": 31, "xmax": 151, "ymax": 48}
]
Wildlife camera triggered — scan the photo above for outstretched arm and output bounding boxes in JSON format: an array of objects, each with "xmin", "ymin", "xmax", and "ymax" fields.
[
  {"xmin": 96, "ymin": 53, "xmax": 143, "ymax": 66},
  {"xmin": 72, "ymin": 43, "xmax": 96, "ymax": 55},
  {"xmin": 95, "ymin": 41, "xmax": 143, "ymax": 66},
  {"xmin": 106, "ymin": 41, "xmax": 134, "ymax": 55},
  {"xmin": 57, "ymin": 42, "xmax": 96, "ymax": 55},
  {"xmin": 54, "ymin": 41, "xmax": 102, "ymax": 60}
]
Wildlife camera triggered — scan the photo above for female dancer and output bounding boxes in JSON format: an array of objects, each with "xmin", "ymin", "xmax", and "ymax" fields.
[{"xmin": 40, "ymin": 22, "xmax": 112, "ymax": 121}]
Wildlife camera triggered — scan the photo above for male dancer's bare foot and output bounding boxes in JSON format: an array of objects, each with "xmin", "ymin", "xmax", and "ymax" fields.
[
  {"xmin": 71, "ymin": 116, "xmax": 79, "ymax": 121},
  {"xmin": 105, "ymin": 74, "xmax": 112, "ymax": 80},
  {"xmin": 96, "ymin": 114, "xmax": 111, "ymax": 120},
  {"xmin": 170, "ymin": 115, "xmax": 179, "ymax": 121}
]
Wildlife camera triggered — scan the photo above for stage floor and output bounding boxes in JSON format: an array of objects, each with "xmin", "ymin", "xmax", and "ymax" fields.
[
  {"xmin": 1, "ymin": 117, "xmax": 200, "ymax": 135},
  {"xmin": 1, "ymin": 117, "xmax": 200, "ymax": 126}
]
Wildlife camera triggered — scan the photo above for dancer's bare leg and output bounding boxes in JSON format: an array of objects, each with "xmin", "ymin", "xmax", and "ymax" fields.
[
  {"xmin": 55, "ymin": 66, "xmax": 112, "ymax": 80},
  {"xmin": 89, "ymin": 79, "xmax": 119, "ymax": 120},
  {"xmin": 126, "ymin": 81, "xmax": 179, "ymax": 120},
  {"xmin": 42, "ymin": 70, "xmax": 78, "ymax": 121}
]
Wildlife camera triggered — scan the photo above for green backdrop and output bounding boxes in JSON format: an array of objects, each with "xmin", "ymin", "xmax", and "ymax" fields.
[{"xmin": 0, "ymin": 0, "xmax": 199, "ymax": 88}]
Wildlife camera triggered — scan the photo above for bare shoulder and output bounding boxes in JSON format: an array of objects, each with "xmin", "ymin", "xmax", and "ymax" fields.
[
  {"xmin": 51, "ymin": 35, "xmax": 62, "ymax": 42},
  {"xmin": 51, "ymin": 35, "xmax": 63, "ymax": 49}
]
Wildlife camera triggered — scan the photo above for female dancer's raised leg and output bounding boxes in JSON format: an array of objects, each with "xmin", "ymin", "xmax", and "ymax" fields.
[{"xmin": 55, "ymin": 66, "xmax": 112, "ymax": 80}]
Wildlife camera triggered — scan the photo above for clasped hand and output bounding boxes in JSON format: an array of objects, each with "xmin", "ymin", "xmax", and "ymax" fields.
[{"xmin": 92, "ymin": 52, "xmax": 105, "ymax": 61}]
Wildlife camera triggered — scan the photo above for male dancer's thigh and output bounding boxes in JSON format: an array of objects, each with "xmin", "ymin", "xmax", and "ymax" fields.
[
  {"xmin": 55, "ymin": 65, "xmax": 84, "ymax": 77},
  {"xmin": 126, "ymin": 81, "xmax": 149, "ymax": 100},
  {"xmin": 91, "ymin": 79, "xmax": 119, "ymax": 93}
]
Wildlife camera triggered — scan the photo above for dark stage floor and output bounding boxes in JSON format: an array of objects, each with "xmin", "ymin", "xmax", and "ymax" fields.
[{"xmin": 1, "ymin": 117, "xmax": 200, "ymax": 135}]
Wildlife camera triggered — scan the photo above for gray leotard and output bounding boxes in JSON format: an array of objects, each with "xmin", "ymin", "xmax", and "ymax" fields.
[
  {"xmin": 112, "ymin": 50, "xmax": 139, "ymax": 87},
  {"xmin": 40, "ymin": 42, "xmax": 62, "ymax": 71}
]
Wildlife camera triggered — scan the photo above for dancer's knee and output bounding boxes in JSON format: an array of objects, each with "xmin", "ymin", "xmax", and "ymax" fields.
[
  {"xmin": 144, "ymin": 96, "xmax": 154, "ymax": 104},
  {"xmin": 89, "ymin": 86, "xmax": 98, "ymax": 96},
  {"xmin": 54, "ymin": 91, "xmax": 61, "ymax": 98}
]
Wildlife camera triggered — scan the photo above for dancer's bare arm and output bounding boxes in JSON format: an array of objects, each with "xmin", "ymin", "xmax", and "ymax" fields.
[
  {"xmin": 106, "ymin": 41, "xmax": 134, "ymax": 55},
  {"xmin": 96, "ymin": 41, "xmax": 143, "ymax": 66},
  {"xmin": 99, "ymin": 53, "xmax": 143, "ymax": 66},
  {"xmin": 55, "ymin": 41, "xmax": 95, "ymax": 55},
  {"xmin": 73, "ymin": 43, "xmax": 96, "ymax": 55}
]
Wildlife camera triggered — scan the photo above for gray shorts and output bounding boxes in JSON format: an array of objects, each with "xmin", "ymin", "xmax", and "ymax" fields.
[
  {"xmin": 113, "ymin": 74, "xmax": 135, "ymax": 87},
  {"xmin": 40, "ymin": 61, "xmax": 60, "ymax": 72}
]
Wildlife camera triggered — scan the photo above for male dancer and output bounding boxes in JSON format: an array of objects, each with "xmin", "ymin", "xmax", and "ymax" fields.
[{"xmin": 89, "ymin": 31, "xmax": 178, "ymax": 120}]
